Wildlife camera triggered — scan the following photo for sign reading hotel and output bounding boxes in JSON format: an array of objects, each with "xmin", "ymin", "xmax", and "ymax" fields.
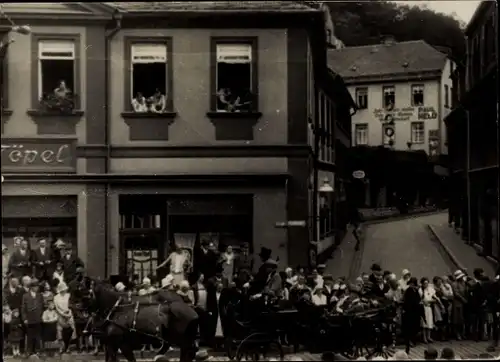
[{"xmin": 1, "ymin": 138, "xmax": 76, "ymax": 173}]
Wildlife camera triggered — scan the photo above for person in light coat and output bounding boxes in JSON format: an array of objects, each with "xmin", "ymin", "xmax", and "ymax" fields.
[{"xmin": 138, "ymin": 277, "xmax": 156, "ymax": 296}]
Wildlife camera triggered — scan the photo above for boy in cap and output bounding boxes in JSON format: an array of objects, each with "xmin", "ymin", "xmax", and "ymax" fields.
[
  {"xmin": 21, "ymin": 279, "xmax": 44, "ymax": 357},
  {"xmin": 62, "ymin": 244, "xmax": 85, "ymax": 283}
]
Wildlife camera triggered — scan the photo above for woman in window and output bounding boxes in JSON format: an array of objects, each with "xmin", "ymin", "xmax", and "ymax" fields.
[
  {"xmin": 132, "ymin": 92, "xmax": 148, "ymax": 113},
  {"xmin": 54, "ymin": 80, "xmax": 72, "ymax": 99},
  {"xmin": 150, "ymin": 89, "xmax": 166, "ymax": 113},
  {"xmin": 217, "ymin": 88, "xmax": 233, "ymax": 112}
]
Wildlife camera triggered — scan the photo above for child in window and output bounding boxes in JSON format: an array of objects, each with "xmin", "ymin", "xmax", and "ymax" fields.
[
  {"xmin": 132, "ymin": 92, "xmax": 148, "ymax": 113},
  {"xmin": 42, "ymin": 300, "xmax": 58, "ymax": 355},
  {"xmin": 7, "ymin": 308, "xmax": 23, "ymax": 357},
  {"xmin": 150, "ymin": 89, "xmax": 166, "ymax": 113}
]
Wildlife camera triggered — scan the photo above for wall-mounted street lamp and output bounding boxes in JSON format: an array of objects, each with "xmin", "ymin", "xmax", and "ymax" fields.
[{"xmin": 407, "ymin": 141, "xmax": 413, "ymax": 150}]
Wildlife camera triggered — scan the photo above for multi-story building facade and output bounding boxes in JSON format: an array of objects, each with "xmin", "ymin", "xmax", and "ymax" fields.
[
  {"xmin": 328, "ymin": 39, "xmax": 454, "ymax": 207},
  {"xmin": 1, "ymin": 2, "xmax": 354, "ymax": 278},
  {"xmin": 446, "ymin": 1, "xmax": 498, "ymax": 260}
]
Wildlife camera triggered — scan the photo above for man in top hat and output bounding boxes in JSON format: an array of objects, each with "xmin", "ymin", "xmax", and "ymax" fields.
[
  {"xmin": 21, "ymin": 278, "xmax": 45, "ymax": 357},
  {"xmin": 61, "ymin": 243, "xmax": 84, "ymax": 283},
  {"xmin": 32, "ymin": 238, "xmax": 54, "ymax": 282},
  {"xmin": 8, "ymin": 238, "xmax": 32, "ymax": 279},
  {"xmin": 249, "ymin": 247, "xmax": 272, "ymax": 294}
]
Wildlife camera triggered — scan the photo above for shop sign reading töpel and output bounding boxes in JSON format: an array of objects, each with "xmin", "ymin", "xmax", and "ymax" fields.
[{"xmin": 1, "ymin": 138, "xmax": 76, "ymax": 172}]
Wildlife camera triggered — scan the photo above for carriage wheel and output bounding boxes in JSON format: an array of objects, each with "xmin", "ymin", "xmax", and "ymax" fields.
[
  {"xmin": 235, "ymin": 333, "xmax": 284, "ymax": 361},
  {"xmin": 225, "ymin": 337, "xmax": 236, "ymax": 360}
]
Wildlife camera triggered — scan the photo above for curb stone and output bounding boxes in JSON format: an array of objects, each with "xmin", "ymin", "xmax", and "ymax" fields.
[{"xmin": 427, "ymin": 224, "xmax": 466, "ymax": 272}]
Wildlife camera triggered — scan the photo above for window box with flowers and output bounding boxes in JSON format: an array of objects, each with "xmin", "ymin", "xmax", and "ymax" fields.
[
  {"xmin": 27, "ymin": 36, "xmax": 84, "ymax": 135},
  {"xmin": 207, "ymin": 38, "xmax": 262, "ymax": 141}
]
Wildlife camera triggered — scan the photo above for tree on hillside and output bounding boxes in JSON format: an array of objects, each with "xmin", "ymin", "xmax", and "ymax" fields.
[{"xmin": 327, "ymin": 1, "xmax": 465, "ymax": 59}]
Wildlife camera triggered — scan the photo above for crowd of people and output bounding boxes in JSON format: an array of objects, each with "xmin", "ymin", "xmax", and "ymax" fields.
[
  {"xmin": 4, "ymin": 233, "xmax": 500, "ymax": 360},
  {"xmin": 2, "ymin": 236, "xmax": 88, "ymax": 358}
]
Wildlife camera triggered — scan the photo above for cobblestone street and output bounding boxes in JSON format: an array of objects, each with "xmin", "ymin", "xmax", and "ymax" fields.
[{"xmin": 358, "ymin": 213, "xmax": 454, "ymax": 278}]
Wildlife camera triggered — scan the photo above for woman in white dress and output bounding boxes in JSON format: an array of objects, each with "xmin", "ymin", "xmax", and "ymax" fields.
[
  {"xmin": 220, "ymin": 245, "xmax": 235, "ymax": 287},
  {"xmin": 419, "ymin": 277, "xmax": 436, "ymax": 343},
  {"xmin": 53, "ymin": 282, "xmax": 76, "ymax": 353},
  {"xmin": 157, "ymin": 244, "xmax": 187, "ymax": 286}
]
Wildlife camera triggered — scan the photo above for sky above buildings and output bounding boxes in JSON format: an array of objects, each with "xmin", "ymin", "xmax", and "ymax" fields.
[{"xmin": 394, "ymin": 0, "xmax": 481, "ymax": 24}]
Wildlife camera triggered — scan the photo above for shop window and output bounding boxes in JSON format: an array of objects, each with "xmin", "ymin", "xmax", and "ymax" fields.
[
  {"xmin": 355, "ymin": 87, "xmax": 368, "ymax": 109},
  {"xmin": 130, "ymin": 43, "xmax": 168, "ymax": 113},
  {"xmin": 411, "ymin": 84, "xmax": 424, "ymax": 106},
  {"xmin": 383, "ymin": 86, "xmax": 395, "ymax": 109},
  {"xmin": 355, "ymin": 124, "xmax": 368, "ymax": 145},
  {"xmin": 2, "ymin": 217, "xmax": 77, "ymax": 254},
  {"xmin": 120, "ymin": 214, "xmax": 162, "ymax": 230},
  {"xmin": 215, "ymin": 42, "xmax": 255, "ymax": 112},
  {"xmin": 411, "ymin": 122, "xmax": 425, "ymax": 144},
  {"xmin": 38, "ymin": 40, "xmax": 76, "ymax": 111}
]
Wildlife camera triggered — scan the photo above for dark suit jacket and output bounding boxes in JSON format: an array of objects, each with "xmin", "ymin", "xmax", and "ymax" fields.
[
  {"xmin": 32, "ymin": 247, "xmax": 53, "ymax": 264},
  {"xmin": 8, "ymin": 249, "xmax": 32, "ymax": 277},
  {"xmin": 263, "ymin": 272, "xmax": 282, "ymax": 297},
  {"xmin": 3, "ymin": 285, "xmax": 25, "ymax": 310},
  {"xmin": 195, "ymin": 249, "xmax": 219, "ymax": 280},
  {"xmin": 62, "ymin": 254, "xmax": 84, "ymax": 282},
  {"xmin": 234, "ymin": 253, "xmax": 254, "ymax": 285},
  {"xmin": 21, "ymin": 291, "xmax": 44, "ymax": 324}
]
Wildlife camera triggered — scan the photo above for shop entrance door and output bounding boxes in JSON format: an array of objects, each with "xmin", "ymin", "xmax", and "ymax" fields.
[{"xmin": 120, "ymin": 231, "xmax": 164, "ymax": 283}]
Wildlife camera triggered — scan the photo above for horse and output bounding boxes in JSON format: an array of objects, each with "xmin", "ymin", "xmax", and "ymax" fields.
[{"xmin": 85, "ymin": 280, "xmax": 200, "ymax": 362}]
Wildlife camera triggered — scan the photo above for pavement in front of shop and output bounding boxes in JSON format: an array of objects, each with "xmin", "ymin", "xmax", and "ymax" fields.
[
  {"xmin": 4, "ymin": 341, "xmax": 496, "ymax": 361},
  {"xmin": 427, "ymin": 214, "xmax": 497, "ymax": 277}
]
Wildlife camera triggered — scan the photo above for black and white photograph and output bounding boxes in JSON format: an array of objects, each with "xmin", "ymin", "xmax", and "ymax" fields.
[{"xmin": 1, "ymin": 1, "xmax": 498, "ymax": 361}]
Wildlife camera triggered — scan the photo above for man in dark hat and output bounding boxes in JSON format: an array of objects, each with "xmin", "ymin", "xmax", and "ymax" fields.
[
  {"xmin": 194, "ymin": 240, "xmax": 219, "ymax": 280},
  {"xmin": 262, "ymin": 259, "xmax": 282, "ymax": 298},
  {"xmin": 21, "ymin": 278, "xmax": 44, "ymax": 357},
  {"xmin": 469, "ymin": 268, "xmax": 488, "ymax": 341},
  {"xmin": 61, "ymin": 243, "xmax": 84, "ymax": 283},
  {"xmin": 249, "ymin": 247, "xmax": 273, "ymax": 294}
]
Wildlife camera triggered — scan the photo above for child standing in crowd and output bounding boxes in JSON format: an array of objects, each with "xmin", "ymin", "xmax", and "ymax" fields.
[
  {"xmin": 3, "ymin": 304, "xmax": 12, "ymax": 355},
  {"xmin": 53, "ymin": 262, "xmax": 65, "ymax": 285},
  {"xmin": 42, "ymin": 281, "xmax": 55, "ymax": 308},
  {"xmin": 42, "ymin": 301, "xmax": 58, "ymax": 354},
  {"xmin": 8, "ymin": 308, "xmax": 24, "ymax": 357}
]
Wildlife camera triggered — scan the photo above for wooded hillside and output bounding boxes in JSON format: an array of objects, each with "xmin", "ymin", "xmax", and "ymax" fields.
[{"xmin": 327, "ymin": 1, "xmax": 466, "ymax": 59}]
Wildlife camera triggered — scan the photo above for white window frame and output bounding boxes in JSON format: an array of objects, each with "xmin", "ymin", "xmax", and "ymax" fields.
[
  {"xmin": 130, "ymin": 43, "xmax": 168, "ymax": 101},
  {"xmin": 411, "ymin": 84, "xmax": 425, "ymax": 106},
  {"xmin": 411, "ymin": 122, "xmax": 425, "ymax": 144},
  {"xmin": 355, "ymin": 87, "xmax": 368, "ymax": 109},
  {"xmin": 38, "ymin": 40, "xmax": 75, "ymax": 99},
  {"xmin": 215, "ymin": 44, "xmax": 252, "ymax": 111},
  {"xmin": 354, "ymin": 124, "xmax": 368, "ymax": 146},
  {"xmin": 383, "ymin": 86, "xmax": 395, "ymax": 109}
]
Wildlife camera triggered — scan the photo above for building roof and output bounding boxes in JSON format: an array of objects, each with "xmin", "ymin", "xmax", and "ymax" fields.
[
  {"xmin": 103, "ymin": 1, "xmax": 318, "ymax": 13},
  {"xmin": 327, "ymin": 40, "xmax": 448, "ymax": 80}
]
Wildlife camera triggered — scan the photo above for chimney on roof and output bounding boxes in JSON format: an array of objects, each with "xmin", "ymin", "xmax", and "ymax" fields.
[{"xmin": 382, "ymin": 35, "xmax": 396, "ymax": 46}]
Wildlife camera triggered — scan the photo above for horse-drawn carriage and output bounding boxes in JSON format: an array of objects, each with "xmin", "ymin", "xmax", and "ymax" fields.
[{"xmin": 219, "ymin": 292, "xmax": 398, "ymax": 361}]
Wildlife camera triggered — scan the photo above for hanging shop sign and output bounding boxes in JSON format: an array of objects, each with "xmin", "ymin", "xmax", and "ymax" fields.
[
  {"xmin": 374, "ymin": 107, "xmax": 415, "ymax": 122},
  {"xmin": 1, "ymin": 138, "xmax": 76, "ymax": 173},
  {"xmin": 352, "ymin": 170, "xmax": 366, "ymax": 179},
  {"xmin": 384, "ymin": 126, "xmax": 395, "ymax": 137},
  {"xmin": 418, "ymin": 107, "xmax": 438, "ymax": 120}
]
